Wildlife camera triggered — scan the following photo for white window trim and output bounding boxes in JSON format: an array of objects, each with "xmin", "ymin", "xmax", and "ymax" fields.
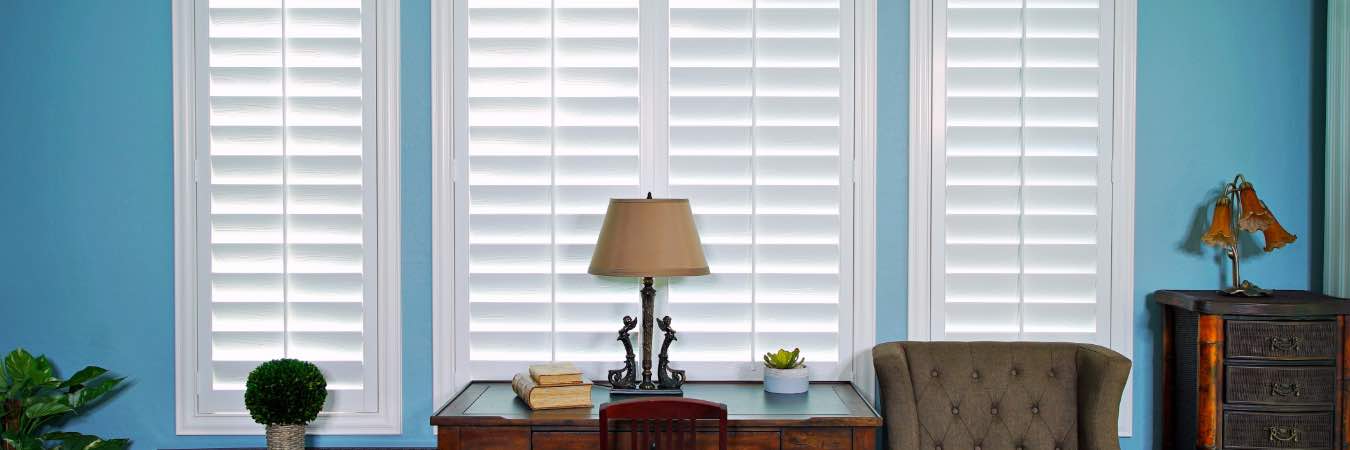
[
  {"xmin": 172, "ymin": 0, "xmax": 402, "ymax": 435},
  {"xmin": 430, "ymin": 0, "xmax": 879, "ymax": 408},
  {"xmin": 1328, "ymin": 0, "xmax": 1350, "ymax": 298},
  {"xmin": 906, "ymin": 0, "xmax": 1136, "ymax": 436}
]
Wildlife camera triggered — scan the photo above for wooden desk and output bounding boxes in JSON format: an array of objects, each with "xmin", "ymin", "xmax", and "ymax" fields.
[{"xmin": 432, "ymin": 381, "xmax": 882, "ymax": 449}]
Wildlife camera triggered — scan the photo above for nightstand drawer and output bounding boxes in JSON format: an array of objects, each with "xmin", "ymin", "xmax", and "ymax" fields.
[
  {"xmin": 1226, "ymin": 320, "xmax": 1338, "ymax": 361},
  {"xmin": 1223, "ymin": 411, "xmax": 1334, "ymax": 449},
  {"xmin": 1226, "ymin": 366, "xmax": 1336, "ymax": 406}
]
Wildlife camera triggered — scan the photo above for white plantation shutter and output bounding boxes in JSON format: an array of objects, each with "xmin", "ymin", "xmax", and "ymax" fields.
[
  {"xmin": 929, "ymin": 0, "xmax": 1114, "ymax": 344},
  {"xmin": 461, "ymin": 0, "xmax": 645, "ymax": 378},
  {"xmin": 665, "ymin": 0, "xmax": 849, "ymax": 377},
  {"xmin": 453, "ymin": 0, "xmax": 853, "ymax": 381},
  {"xmin": 198, "ymin": 0, "xmax": 378, "ymax": 414}
]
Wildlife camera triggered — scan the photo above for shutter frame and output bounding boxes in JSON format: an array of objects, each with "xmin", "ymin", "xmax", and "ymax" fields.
[
  {"xmin": 453, "ymin": 0, "xmax": 855, "ymax": 382},
  {"xmin": 907, "ymin": 0, "xmax": 1134, "ymax": 435},
  {"xmin": 926, "ymin": 0, "xmax": 1117, "ymax": 349},
  {"xmin": 176, "ymin": 0, "xmax": 401, "ymax": 434}
]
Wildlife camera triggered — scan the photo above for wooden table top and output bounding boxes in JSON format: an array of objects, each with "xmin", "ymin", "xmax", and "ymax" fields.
[
  {"xmin": 1153, "ymin": 289, "xmax": 1350, "ymax": 316},
  {"xmin": 431, "ymin": 381, "xmax": 882, "ymax": 428}
]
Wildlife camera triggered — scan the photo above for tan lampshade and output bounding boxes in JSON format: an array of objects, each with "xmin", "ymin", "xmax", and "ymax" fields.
[{"xmin": 588, "ymin": 198, "xmax": 710, "ymax": 277}]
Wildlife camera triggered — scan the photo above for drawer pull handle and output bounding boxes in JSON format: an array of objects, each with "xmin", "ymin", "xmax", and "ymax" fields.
[
  {"xmin": 1270, "ymin": 382, "xmax": 1301, "ymax": 397},
  {"xmin": 1268, "ymin": 336, "xmax": 1303, "ymax": 352},
  {"xmin": 1267, "ymin": 426, "xmax": 1300, "ymax": 443}
]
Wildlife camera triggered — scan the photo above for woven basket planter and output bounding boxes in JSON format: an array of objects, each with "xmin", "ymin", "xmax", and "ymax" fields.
[{"xmin": 266, "ymin": 424, "xmax": 306, "ymax": 450}]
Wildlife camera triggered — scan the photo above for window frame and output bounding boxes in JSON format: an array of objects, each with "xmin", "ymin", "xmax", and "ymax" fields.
[
  {"xmin": 906, "ymin": 0, "xmax": 1136, "ymax": 435},
  {"xmin": 172, "ymin": 0, "xmax": 402, "ymax": 435},
  {"xmin": 431, "ymin": 0, "xmax": 878, "ymax": 407},
  {"xmin": 1329, "ymin": 0, "xmax": 1350, "ymax": 298}
]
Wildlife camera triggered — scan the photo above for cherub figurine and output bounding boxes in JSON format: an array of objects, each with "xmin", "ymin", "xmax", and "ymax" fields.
[
  {"xmin": 607, "ymin": 316, "xmax": 638, "ymax": 388},
  {"xmin": 655, "ymin": 316, "xmax": 686, "ymax": 389}
]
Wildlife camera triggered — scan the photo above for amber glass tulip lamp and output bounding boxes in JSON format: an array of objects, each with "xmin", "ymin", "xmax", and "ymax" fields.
[
  {"xmin": 589, "ymin": 193, "xmax": 709, "ymax": 395},
  {"xmin": 1201, "ymin": 174, "xmax": 1297, "ymax": 296}
]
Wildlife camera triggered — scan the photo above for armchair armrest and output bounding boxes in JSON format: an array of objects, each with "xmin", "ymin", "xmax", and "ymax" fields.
[
  {"xmin": 1075, "ymin": 344, "xmax": 1131, "ymax": 450},
  {"xmin": 872, "ymin": 342, "xmax": 920, "ymax": 450}
]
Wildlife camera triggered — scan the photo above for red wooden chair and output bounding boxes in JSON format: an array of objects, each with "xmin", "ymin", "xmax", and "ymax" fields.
[{"xmin": 599, "ymin": 397, "xmax": 728, "ymax": 450}]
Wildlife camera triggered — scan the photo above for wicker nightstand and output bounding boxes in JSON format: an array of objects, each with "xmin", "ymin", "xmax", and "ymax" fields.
[{"xmin": 1155, "ymin": 290, "xmax": 1350, "ymax": 450}]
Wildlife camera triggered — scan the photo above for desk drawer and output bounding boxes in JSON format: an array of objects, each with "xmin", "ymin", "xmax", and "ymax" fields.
[
  {"xmin": 1226, "ymin": 321, "xmax": 1338, "ymax": 361},
  {"xmin": 784, "ymin": 428, "xmax": 852, "ymax": 449},
  {"xmin": 1223, "ymin": 411, "xmax": 1334, "ymax": 449},
  {"xmin": 1226, "ymin": 366, "xmax": 1336, "ymax": 406},
  {"xmin": 535, "ymin": 431, "xmax": 780, "ymax": 450}
]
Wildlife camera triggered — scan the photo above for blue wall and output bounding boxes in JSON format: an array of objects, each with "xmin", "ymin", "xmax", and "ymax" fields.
[
  {"xmin": 0, "ymin": 0, "xmax": 1324, "ymax": 449},
  {"xmin": 1127, "ymin": 1, "xmax": 1325, "ymax": 448}
]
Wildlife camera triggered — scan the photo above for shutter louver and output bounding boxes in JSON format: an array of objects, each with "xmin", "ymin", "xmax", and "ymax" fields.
[
  {"xmin": 465, "ymin": 0, "xmax": 644, "ymax": 379},
  {"xmin": 935, "ymin": 0, "xmax": 1111, "ymax": 344},
  {"xmin": 202, "ymin": 0, "xmax": 376, "ymax": 413},
  {"xmin": 666, "ymin": 0, "xmax": 845, "ymax": 376}
]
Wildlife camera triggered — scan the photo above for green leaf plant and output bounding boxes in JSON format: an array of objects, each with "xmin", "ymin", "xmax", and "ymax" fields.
[
  {"xmin": 0, "ymin": 349, "xmax": 128, "ymax": 450},
  {"xmin": 762, "ymin": 348, "xmax": 806, "ymax": 370},
  {"xmin": 244, "ymin": 359, "xmax": 327, "ymax": 426}
]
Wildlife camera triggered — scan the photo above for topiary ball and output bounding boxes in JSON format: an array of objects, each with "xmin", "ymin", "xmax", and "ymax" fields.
[{"xmin": 244, "ymin": 358, "xmax": 328, "ymax": 426}]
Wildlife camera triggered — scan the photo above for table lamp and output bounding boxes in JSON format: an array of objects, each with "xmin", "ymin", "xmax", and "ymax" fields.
[
  {"xmin": 589, "ymin": 194, "xmax": 709, "ymax": 395},
  {"xmin": 1200, "ymin": 174, "xmax": 1298, "ymax": 297}
]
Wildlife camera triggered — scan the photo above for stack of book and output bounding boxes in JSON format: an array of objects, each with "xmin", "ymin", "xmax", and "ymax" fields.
[{"xmin": 511, "ymin": 362, "xmax": 592, "ymax": 410}]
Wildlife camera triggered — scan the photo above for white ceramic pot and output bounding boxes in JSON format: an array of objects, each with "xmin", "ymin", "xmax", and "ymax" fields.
[
  {"xmin": 266, "ymin": 424, "xmax": 306, "ymax": 450},
  {"xmin": 763, "ymin": 367, "xmax": 809, "ymax": 394}
]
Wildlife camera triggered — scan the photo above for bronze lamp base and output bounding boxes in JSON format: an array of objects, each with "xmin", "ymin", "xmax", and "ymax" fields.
[
  {"xmin": 606, "ymin": 277, "xmax": 685, "ymax": 396},
  {"xmin": 1220, "ymin": 279, "xmax": 1273, "ymax": 297}
]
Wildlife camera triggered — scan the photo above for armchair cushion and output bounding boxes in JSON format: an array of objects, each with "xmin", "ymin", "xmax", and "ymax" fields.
[{"xmin": 873, "ymin": 341, "xmax": 1130, "ymax": 450}]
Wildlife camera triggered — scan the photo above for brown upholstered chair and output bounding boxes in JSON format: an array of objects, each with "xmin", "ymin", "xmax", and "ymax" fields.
[{"xmin": 873, "ymin": 341, "xmax": 1130, "ymax": 450}]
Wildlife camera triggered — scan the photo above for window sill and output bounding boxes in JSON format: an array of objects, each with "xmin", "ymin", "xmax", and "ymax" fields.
[{"xmin": 176, "ymin": 412, "xmax": 401, "ymax": 436}]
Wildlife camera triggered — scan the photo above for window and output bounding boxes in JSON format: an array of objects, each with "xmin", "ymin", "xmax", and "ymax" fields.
[
  {"xmin": 433, "ymin": 0, "xmax": 876, "ymax": 401},
  {"xmin": 908, "ymin": 0, "xmax": 1134, "ymax": 433},
  {"xmin": 173, "ymin": 0, "xmax": 400, "ymax": 434}
]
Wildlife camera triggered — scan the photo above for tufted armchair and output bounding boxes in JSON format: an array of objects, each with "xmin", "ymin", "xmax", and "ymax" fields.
[{"xmin": 873, "ymin": 342, "xmax": 1130, "ymax": 450}]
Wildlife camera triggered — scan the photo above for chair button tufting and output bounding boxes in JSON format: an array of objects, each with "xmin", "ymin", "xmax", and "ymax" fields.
[
  {"xmin": 971, "ymin": 371, "xmax": 980, "ymax": 379},
  {"xmin": 1031, "ymin": 405, "xmax": 1040, "ymax": 414},
  {"xmin": 936, "ymin": 444, "xmax": 943, "ymax": 450},
  {"xmin": 1048, "ymin": 369, "xmax": 1056, "ymax": 378},
  {"xmin": 975, "ymin": 445, "xmax": 982, "ymax": 450},
  {"xmin": 931, "ymin": 370, "xmax": 940, "ymax": 378},
  {"xmin": 951, "ymin": 407, "xmax": 959, "ymax": 415},
  {"xmin": 1016, "ymin": 446, "xmax": 1024, "ymax": 450},
  {"xmin": 990, "ymin": 407, "xmax": 998, "ymax": 416},
  {"xmin": 1010, "ymin": 368, "xmax": 1018, "ymax": 376}
]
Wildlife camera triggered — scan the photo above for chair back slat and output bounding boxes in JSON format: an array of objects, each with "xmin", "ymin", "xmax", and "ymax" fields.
[{"xmin": 599, "ymin": 398, "xmax": 728, "ymax": 450}]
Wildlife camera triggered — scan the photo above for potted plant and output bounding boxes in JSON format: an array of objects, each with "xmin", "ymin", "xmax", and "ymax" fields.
[
  {"xmin": 0, "ymin": 348, "xmax": 129, "ymax": 450},
  {"xmin": 245, "ymin": 359, "xmax": 327, "ymax": 450},
  {"xmin": 761, "ymin": 348, "xmax": 808, "ymax": 394}
]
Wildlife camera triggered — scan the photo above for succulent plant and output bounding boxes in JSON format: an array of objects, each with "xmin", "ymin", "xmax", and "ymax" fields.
[{"xmin": 762, "ymin": 348, "xmax": 805, "ymax": 370}]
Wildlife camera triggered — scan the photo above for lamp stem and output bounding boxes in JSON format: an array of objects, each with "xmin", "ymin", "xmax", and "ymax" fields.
[
  {"xmin": 639, "ymin": 277, "xmax": 656, "ymax": 390},
  {"xmin": 1228, "ymin": 184, "xmax": 1242, "ymax": 290}
]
